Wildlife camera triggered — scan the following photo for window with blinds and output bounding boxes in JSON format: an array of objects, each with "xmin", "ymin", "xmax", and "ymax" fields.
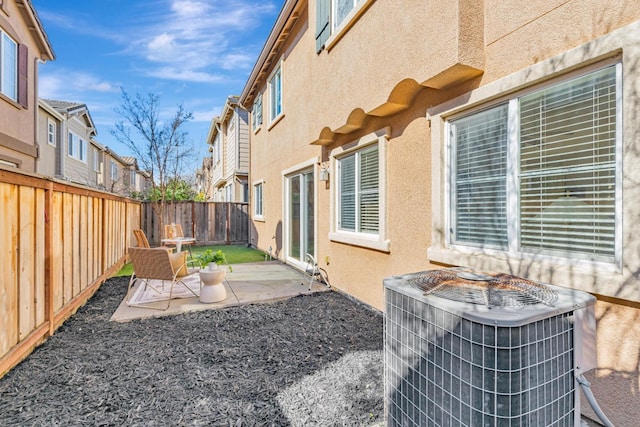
[
  {"xmin": 451, "ymin": 105, "xmax": 509, "ymax": 248},
  {"xmin": 450, "ymin": 65, "xmax": 618, "ymax": 262},
  {"xmin": 338, "ymin": 144, "xmax": 379, "ymax": 234}
]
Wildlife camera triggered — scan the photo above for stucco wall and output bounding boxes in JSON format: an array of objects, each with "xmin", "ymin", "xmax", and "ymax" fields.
[
  {"xmin": 246, "ymin": 2, "xmax": 640, "ymax": 423},
  {"xmin": 0, "ymin": 0, "xmax": 49, "ymax": 172}
]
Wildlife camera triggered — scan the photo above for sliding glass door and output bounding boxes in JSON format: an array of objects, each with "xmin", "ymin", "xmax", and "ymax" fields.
[{"xmin": 287, "ymin": 170, "xmax": 314, "ymax": 263}]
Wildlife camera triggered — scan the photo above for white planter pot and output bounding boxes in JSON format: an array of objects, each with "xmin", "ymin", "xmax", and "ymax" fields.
[{"xmin": 199, "ymin": 269, "xmax": 227, "ymax": 303}]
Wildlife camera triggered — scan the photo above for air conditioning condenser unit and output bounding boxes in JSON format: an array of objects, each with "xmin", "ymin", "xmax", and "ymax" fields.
[{"xmin": 384, "ymin": 268, "xmax": 596, "ymax": 427}]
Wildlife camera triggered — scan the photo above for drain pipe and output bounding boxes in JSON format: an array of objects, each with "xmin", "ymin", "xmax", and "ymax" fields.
[{"xmin": 576, "ymin": 374, "xmax": 614, "ymax": 427}]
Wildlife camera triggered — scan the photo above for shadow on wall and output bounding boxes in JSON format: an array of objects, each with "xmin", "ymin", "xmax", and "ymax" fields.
[{"xmin": 272, "ymin": 221, "xmax": 282, "ymax": 259}]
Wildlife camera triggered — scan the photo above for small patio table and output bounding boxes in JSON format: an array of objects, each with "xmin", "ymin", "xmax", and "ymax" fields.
[{"xmin": 161, "ymin": 237, "xmax": 196, "ymax": 253}]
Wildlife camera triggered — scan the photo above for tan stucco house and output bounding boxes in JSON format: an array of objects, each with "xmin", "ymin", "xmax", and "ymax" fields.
[
  {"xmin": 239, "ymin": 0, "xmax": 640, "ymax": 423},
  {"xmin": 0, "ymin": 0, "xmax": 54, "ymax": 171},
  {"xmin": 205, "ymin": 95, "xmax": 249, "ymax": 202}
]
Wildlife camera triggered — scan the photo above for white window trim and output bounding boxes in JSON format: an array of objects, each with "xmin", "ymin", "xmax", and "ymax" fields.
[
  {"xmin": 47, "ymin": 119, "xmax": 56, "ymax": 147},
  {"xmin": 267, "ymin": 59, "xmax": 284, "ymax": 128},
  {"xmin": 426, "ymin": 22, "xmax": 640, "ymax": 299},
  {"xmin": 325, "ymin": 0, "xmax": 375, "ymax": 52},
  {"xmin": 0, "ymin": 30, "xmax": 17, "ymax": 101},
  {"xmin": 329, "ymin": 128, "xmax": 389, "ymax": 252},
  {"xmin": 252, "ymin": 178, "xmax": 265, "ymax": 221}
]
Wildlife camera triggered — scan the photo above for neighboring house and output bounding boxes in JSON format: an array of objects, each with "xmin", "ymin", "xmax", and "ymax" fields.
[
  {"xmin": 239, "ymin": 1, "xmax": 640, "ymax": 423},
  {"xmin": 120, "ymin": 156, "xmax": 148, "ymax": 197},
  {"xmin": 0, "ymin": 0, "xmax": 54, "ymax": 171},
  {"xmin": 39, "ymin": 99, "xmax": 97, "ymax": 187},
  {"xmin": 103, "ymin": 147, "xmax": 129, "ymax": 196},
  {"xmin": 37, "ymin": 98, "xmax": 63, "ymax": 178},
  {"xmin": 206, "ymin": 95, "xmax": 249, "ymax": 202}
]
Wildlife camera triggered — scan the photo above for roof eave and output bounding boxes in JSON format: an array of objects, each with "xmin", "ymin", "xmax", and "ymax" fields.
[{"xmin": 239, "ymin": 0, "xmax": 299, "ymax": 108}]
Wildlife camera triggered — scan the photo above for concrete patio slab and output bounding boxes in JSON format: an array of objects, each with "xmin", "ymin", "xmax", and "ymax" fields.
[{"xmin": 110, "ymin": 261, "xmax": 330, "ymax": 322}]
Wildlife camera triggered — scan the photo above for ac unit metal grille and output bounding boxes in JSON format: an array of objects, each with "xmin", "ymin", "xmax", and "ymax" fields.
[
  {"xmin": 384, "ymin": 288, "xmax": 576, "ymax": 426},
  {"xmin": 406, "ymin": 269, "xmax": 558, "ymax": 307}
]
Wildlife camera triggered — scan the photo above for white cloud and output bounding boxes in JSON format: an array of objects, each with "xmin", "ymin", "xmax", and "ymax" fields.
[
  {"xmin": 130, "ymin": 0, "xmax": 279, "ymax": 83},
  {"xmin": 39, "ymin": 70, "xmax": 119, "ymax": 100},
  {"xmin": 146, "ymin": 67, "xmax": 224, "ymax": 84}
]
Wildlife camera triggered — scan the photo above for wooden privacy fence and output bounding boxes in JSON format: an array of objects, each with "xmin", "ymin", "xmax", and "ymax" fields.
[
  {"xmin": 0, "ymin": 168, "xmax": 140, "ymax": 377},
  {"xmin": 142, "ymin": 202, "xmax": 249, "ymax": 245}
]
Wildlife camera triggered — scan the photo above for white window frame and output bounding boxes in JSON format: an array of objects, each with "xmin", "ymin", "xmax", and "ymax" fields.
[
  {"xmin": 47, "ymin": 119, "xmax": 56, "ymax": 147},
  {"xmin": 0, "ymin": 30, "xmax": 17, "ymax": 101},
  {"xmin": 445, "ymin": 63, "xmax": 621, "ymax": 267},
  {"xmin": 425, "ymin": 27, "xmax": 636, "ymax": 292},
  {"xmin": 268, "ymin": 61, "xmax": 283, "ymax": 126},
  {"xmin": 330, "ymin": 128, "xmax": 389, "ymax": 252},
  {"xmin": 253, "ymin": 179, "xmax": 264, "ymax": 221}
]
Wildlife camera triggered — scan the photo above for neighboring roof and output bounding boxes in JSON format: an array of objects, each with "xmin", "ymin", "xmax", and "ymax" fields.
[
  {"xmin": 38, "ymin": 98, "xmax": 65, "ymax": 121},
  {"xmin": 120, "ymin": 156, "xmax": 137, "ymax": 166},
  {"xmin": 239, "ymin": 0, "xmax": 299, "ymax": 108},
  {"xmin": 18, "ymin": 0, "xmax": 55, "ymax": 61},
  {"xmin": 220, "ymin": 95, "xmax": 242, "ymax": 122},
  {"xmin": 205, "ymin": 116, "xmax": 222, "ymax": 145},
  {"xmin": 42, "ymin": 98, "xmax": 97, "ymax": 136}
]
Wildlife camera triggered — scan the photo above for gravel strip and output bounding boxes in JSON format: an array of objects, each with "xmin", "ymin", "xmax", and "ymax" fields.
[{"xmin": 0, "ymin": 277, "xmax": 384, "ymax": 426}]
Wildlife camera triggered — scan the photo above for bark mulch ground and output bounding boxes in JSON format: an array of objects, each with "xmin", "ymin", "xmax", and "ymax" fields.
[{"xmin": 0, "ymin": 277, "xmax": 384, "ymax": 426}]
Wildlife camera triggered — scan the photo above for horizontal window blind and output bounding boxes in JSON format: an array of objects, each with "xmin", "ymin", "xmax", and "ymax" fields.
[
  {"xmin": 452, "ymin": 105, "xmax": 509, "ymax": 248},
  {"xmin": 338, "ymin": 145, "xmax": 379, "ymax": 234},
  {"xmin": 520, "ymin": 66, "xmax": 617, "ymax": 258},
  {"xmin": 359, "ymin": 147, "xmax": 379, "ymax": 233},
  {"xmin": 339, "ymin": 154, "xmax": 356, "ymax": 231}
]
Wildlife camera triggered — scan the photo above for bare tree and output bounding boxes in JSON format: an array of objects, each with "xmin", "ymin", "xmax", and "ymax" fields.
[{"xmin": 111, "ymin": 89, "xmax": 193, "ymax": 233}]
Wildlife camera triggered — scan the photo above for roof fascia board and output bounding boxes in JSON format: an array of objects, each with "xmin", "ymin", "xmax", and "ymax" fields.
[{"xmin": 239, "ymin": 0, "xmax": 298, "ymax": 107}]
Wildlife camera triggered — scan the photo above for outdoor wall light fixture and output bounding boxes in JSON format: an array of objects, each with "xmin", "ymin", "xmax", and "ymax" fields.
[{"xmin": 319, "ymin": 166, "xmax": 330, "ymax": 181}]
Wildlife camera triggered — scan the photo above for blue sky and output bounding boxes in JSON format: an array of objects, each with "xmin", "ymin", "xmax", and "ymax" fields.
[{"xmin": 31, "ymin": 0, "xmax": 283, "ymax": 169}]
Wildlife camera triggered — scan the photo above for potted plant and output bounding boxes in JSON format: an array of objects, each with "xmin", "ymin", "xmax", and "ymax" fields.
[
  {"xmin": 196, "ymin": 249, "xmax": 232, "ymax": 271},
  {"xmin": 195, "ymin": 249, "xmax": 230, "ymax": 303}
]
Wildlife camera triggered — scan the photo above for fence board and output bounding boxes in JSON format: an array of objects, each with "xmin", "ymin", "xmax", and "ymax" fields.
[
  {"xmin": 52, "ymin": 192, "xmax": 63, "ymax": 311},
  {"xmin": 0, "ymin": 183, "xmax": 18, "ymax": 356},
  {"xmin": 35, "ymin": 188, "xmax": 45, "ymax": 328},
  {"xmin": 0, "ymin": 168, "xmax": 141, "ymax": 378},
  {"xmin": 19, "ymin": 186, "xmax": 35, "ymax": 341},
  {"xmin": 141, "ymin": 202, "xmax": 248, "ymax": 245}
]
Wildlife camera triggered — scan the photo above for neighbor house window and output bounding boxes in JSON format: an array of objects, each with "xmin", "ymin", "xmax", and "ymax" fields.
[
  {"xmin": 449, "ymin": 65, "xmax": 619, "ymax": 263},
  {"xmin": 47, "ymin": 119, "xmax": 56, "ymax": 146},
  {"xmin": 254, "ymin": 181, "xmax": 264, "ymax": 219},
  {"xmin": 330, "ymin": 130, "xmax": 389, "ymax": 252},
  {"xmin": 252, "ymin": 93, "xmax": 263, "ymax": 131},
  {"xmin": 67, "ymin": 132, "xmax": 87, "ymax": 162},
  {"xmin": 213, "ymin": 133, "xmax": 221, "ymax": 163},
  {"xmin": 93, "ymin": 149, "xmax": 101, "ymax": 172},
  {"xmin": 110, "ymin": 160, "xmax": 118, "ymax": 181},
  {"xmin": 268, "ymin": 63, "xmax": 282, "ymax": 123},
  {"xmin": 130, "ymin": 169, "xmax": 136, "ymax": 187}
]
